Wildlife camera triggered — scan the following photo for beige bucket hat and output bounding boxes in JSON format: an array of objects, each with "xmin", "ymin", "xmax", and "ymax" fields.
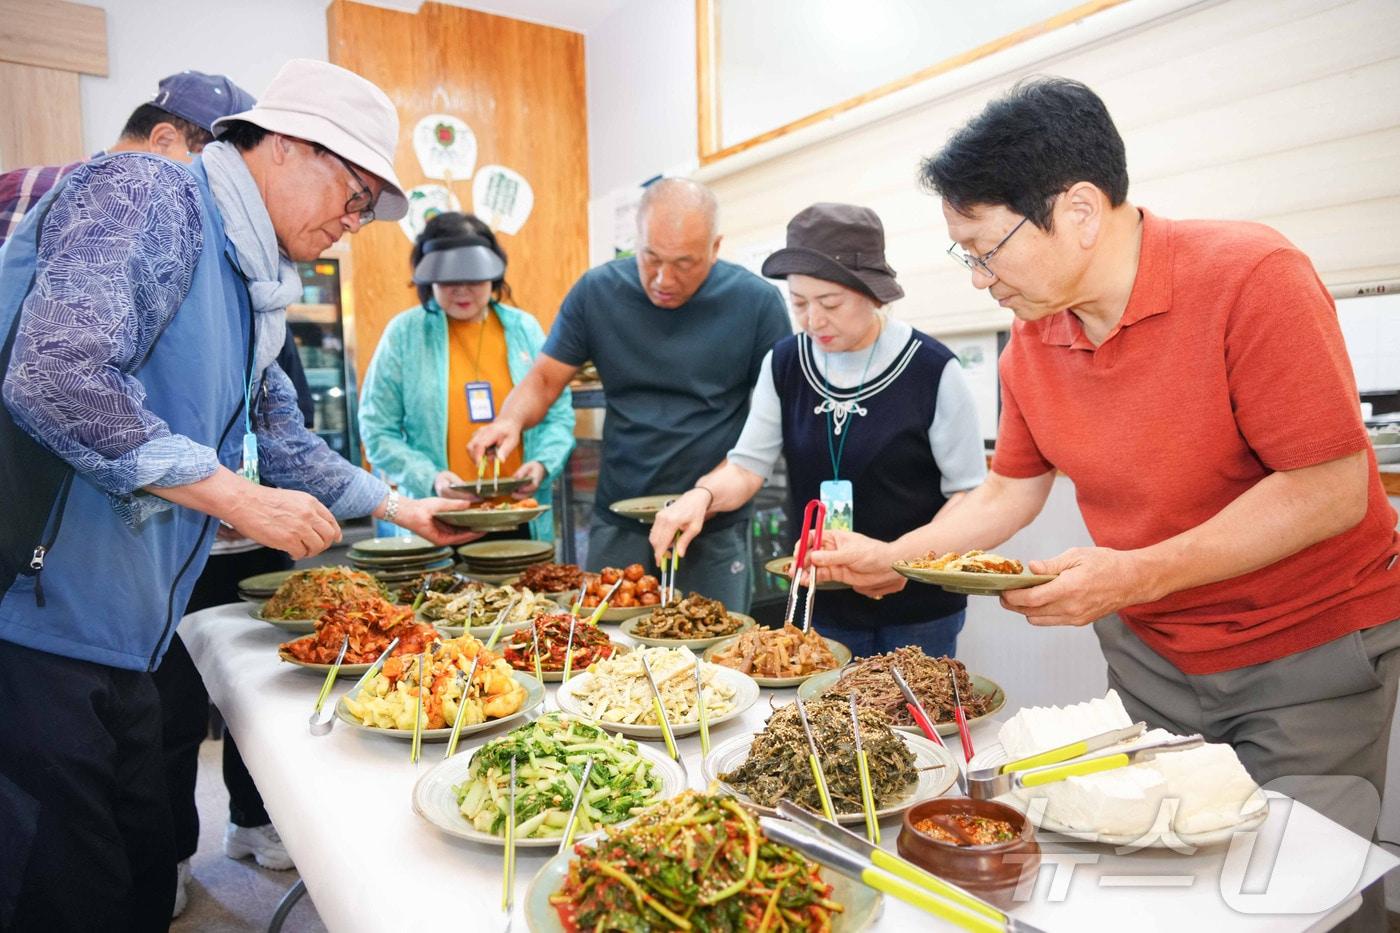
[{"xmin": 213, "ymin": 59, "xmax": 408, "ymax": 221}]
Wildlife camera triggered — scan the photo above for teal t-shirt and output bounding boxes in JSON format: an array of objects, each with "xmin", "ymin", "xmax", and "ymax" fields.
[{"xmin": 543, "ymin": 257, "xmax": 790, "ymax": 529}]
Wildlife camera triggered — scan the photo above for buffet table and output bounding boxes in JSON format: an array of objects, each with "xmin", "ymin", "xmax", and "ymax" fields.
[{"xmin": 182, "ymin": 604, "xmax": 1397, "ymax": 932}]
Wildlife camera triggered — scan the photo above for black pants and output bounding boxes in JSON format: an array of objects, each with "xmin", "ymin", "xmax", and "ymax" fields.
[
  {"xmin": 0, "ymin": 640, "xmax": 175, "ymax": 932},
  {"xmin": 151, "ymin": 547, "xmax": 288, "ymax": 861}
]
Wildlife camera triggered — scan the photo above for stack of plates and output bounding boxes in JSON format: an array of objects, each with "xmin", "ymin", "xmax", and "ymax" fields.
[
  {"xmin": 236, "ymin": 570, "xmax": 296, "ymax": 605},
  {"xmin": 346, "ymin": 535, "xmax": 455, "ymax": 583},
  {"xmin": 456, "ymin": 539, "xmax": 554, "ymax": 584}
]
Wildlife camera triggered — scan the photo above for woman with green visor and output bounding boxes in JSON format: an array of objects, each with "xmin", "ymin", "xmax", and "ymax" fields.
[{"xmin": 359, "ymin": 212, "xmax": 574, "ymax": 540}]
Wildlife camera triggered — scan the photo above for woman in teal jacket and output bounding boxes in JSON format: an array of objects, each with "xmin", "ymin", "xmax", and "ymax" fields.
[{"xmin": 360, "ymin": 212, "xmax": 574, "ymax": 540}]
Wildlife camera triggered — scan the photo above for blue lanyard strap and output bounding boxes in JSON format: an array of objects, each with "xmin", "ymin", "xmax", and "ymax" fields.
[{"xmin": 821, "ymin": 325, "xmax": 881, "ymax": 481}]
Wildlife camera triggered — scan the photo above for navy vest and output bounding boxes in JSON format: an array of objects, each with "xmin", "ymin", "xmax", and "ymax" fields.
[
  {"xmin": 0, "ymin": 155, "xmax": 251, "ymax": 671},
  {"xmin": 773, "ymin": 330, "xmax": 966, "ymax": 629}
]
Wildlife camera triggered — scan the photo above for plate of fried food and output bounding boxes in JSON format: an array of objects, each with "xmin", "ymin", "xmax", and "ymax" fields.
[
  {"xmin": 798, "ymin": 646, "xmax": 1005, "ymax": 737},
  {"xmin": 702, "ymin": 624, "xmax": 850, "ymax": 688},
  {"xmin": 417, "ymin": 583, "xmax": 561, "ymax": 639},
  {"xmin": 893, "ymin": 549, "xmax": 1056, "ymax": 594},
  {"xmin": 434, "ymin": 497, "xmax": 550, "ymax": 530},
  {"xmin": 336, "ymin": 634, "xmax": 542, "ymax": 741},
  {"xmin": 499, "ymin": 613, "xmax": 626, "ymax": 682},
  {"xmin": 515, "ymin": 561, "xmax": 583, "ymax": 595},
  {"xmin": 619, "ymin": 592, "xmax": 756, "ymax": 650},
  {"xmin": 277, "ymin": 597, "xmax": 439, "ymax": 677},
  {"xmin": 608, "ymin": 494, "xmax": 682, "ymax": 524},
  {"xmin": 558, "ymin": 565, "xmax": 659, "ymax": 621}
]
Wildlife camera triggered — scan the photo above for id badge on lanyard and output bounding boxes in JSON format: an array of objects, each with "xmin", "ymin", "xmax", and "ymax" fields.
[
  {"xmin": 239, "ymin": 432, "xmax": 260, "ymax": 485},
  {"xmin": 465, "ymin": 381, "xmax": 495, "ymax": 423},
  {"xmin": 819, "ymin": 479, "xmax": 853, "ymax": 532}
]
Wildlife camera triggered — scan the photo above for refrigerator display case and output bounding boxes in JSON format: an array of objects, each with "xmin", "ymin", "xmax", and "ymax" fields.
[{"xmin": 289, "ymin": 257, "xmax": 359, "ymax": 462}]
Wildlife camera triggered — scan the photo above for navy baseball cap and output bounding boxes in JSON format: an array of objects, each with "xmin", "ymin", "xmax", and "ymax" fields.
[{"xmin": 152, "ymin": 71, "xmax": 256, "ymax": 134}]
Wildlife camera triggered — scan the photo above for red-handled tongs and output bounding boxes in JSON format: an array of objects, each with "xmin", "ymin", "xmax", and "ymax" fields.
[{"xmin": 784, "ymin": 499, "xmax": 826, "ymax": 633}]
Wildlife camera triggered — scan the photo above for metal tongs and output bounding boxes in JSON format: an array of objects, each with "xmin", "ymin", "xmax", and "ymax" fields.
[
  {"xmin": 967, "ymin": 722, "xmax": 1203, "ymax": 799},
  {"xmin": 783, "ymin": 499, "xmax": 826, "ymax": 632},
  {"xmin": 309, "ymin": 636, "xmax": 400, "ymax": 735},
  {"xmin": 764, "ymin": 801, "xmax": 1046, "ymax": 933},
  {"xmin": 307, "ymin": 635, "xmax": 349, "ymax": 735},
  {"xmin": 640, "ymin": 654, "xmax": 688, "ymax": 785},
  {"xmin": 475, "ymin": 447, "xmax": 503, "ymax": 497}
]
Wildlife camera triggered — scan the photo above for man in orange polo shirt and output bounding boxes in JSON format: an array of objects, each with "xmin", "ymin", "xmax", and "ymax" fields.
[{"xmin": 814, "ymin": 78, "xmax": 1400, "ymax": 857}]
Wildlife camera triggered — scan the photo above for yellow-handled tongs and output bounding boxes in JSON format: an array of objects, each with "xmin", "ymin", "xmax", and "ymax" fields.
[
  {"xmin": 763, "ymin": 801, "xmax": 1046, "ymax": 933},
  {"xmin": 967, "ymin": 722, "xmax": 1203, "ymax": 799}
]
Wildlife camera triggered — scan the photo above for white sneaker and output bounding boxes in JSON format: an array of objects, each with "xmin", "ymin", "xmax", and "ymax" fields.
[
  {"xmin": 172, "ymin": 859, "xmax": 191, "ymax": 919},
  {"xmin": 223, "ymin": 822, "xmax": 295, "ymax": 871}
]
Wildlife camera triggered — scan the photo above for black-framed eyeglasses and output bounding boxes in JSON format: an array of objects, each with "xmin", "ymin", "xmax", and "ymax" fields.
[
  {"xmin": 328, "ymin": 151, "xmax": 376, "ymax": 225},
  {"xmin": 946, "ymin": 215, "xmax": 1029, "ymax": 278}
]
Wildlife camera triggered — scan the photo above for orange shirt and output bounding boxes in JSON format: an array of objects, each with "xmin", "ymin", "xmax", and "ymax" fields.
[
  {"xmin": 993, "ymin": 208, "xmax": 1399, "ymax": 675},
  {"xmin": 445, "ymin": 307, "xmax": 523, "ymax": 482}
]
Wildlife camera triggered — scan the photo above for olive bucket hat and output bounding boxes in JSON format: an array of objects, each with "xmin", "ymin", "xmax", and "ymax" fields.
[{"xmin": 761, "ymin": 202, "xmax": 903, "ymax": 304}]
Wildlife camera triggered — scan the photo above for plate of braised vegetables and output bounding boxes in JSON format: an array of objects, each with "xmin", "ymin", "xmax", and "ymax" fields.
[
  {"xmin": 619, "ymin": 592, "xmax": 756, "ymax": 649},
  {"xmin": 703, "ymin": 699, "xmax": 957, "ymax": 824},
  {"xmin": 557, "ymin": 565, "xmax": 660, "ymax": 621},
  {"xmin": 413, "ymin": 712, "xmax": 682, "ymax": 847},
  {"xmin": 528, "ymin": 790, "xmax": 881, "ymax": 932},
  {"xmin": 703, "ymin": 624, "xmax": 850, "ymax": 687}
]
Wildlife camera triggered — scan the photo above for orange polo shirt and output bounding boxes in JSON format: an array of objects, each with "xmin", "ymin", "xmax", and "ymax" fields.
[
  {"xmin": 445, "ymin": 308, "xmax": 522, "ymax": 482},
  {"xmin": 993, "ymin": 208, "xmax": 1400, "ymax": 674}
]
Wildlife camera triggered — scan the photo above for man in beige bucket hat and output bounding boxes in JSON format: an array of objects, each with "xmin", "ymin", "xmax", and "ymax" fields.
[{"xmin": 0, "ymin": 59, "xmax": 479, "ymax": 928}]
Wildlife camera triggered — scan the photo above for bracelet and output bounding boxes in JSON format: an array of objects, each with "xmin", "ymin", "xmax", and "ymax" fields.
[
  {"xmin": 382, "ymin": 487, "xmax": 400, "ymax": 523},
  {"xmin": 693, "ymin": 485, "xmax": 715, "ymax": 510}
]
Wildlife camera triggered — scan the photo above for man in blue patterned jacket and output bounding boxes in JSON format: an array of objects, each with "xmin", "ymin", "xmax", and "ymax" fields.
[{"xmin": 0, "ymin": 59, "xmax": 480, "ymax": 930}]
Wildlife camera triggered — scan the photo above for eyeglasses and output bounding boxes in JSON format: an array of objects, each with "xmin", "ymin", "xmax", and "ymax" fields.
[
  {"xmin": 328, "ymin": 151, "xmax": 376, "ymax": 225},
  {"xmin": 946, "ymin": 215, "xmax": 1029, "ymax": 278}
]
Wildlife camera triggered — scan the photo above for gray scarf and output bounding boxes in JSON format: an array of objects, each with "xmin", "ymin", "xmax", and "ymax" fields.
[{"xmin": 200, "ymin": 140, "xmax": 302, "ymax": 377}]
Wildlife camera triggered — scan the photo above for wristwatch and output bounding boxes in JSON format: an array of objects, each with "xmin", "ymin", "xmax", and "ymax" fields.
[{"xmin": 382, "ymin": 487, "xmax": 400, "ymax": 523}]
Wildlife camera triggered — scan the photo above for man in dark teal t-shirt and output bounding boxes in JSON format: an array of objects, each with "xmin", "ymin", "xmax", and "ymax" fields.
[{"xmin": 469, "ymin": 178, "xmax": 789, "ymax": 609}]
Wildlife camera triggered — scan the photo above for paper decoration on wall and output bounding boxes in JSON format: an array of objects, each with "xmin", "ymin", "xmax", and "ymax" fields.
[
  {"xmin": 398, "ymin": 184, "xmax": 462, "ymax": 243},
  {"xmin": 412, "ymin": 114, "xmax": 478, "ymax": 182},
  {"xmin": 472, "ymin": 165, "xmax": 534, "ymax": 235}
]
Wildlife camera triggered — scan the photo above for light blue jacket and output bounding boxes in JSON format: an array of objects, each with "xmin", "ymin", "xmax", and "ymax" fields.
[{"xmin": 359, "ymin": 300, "xmax": 575, "ymax": 540}]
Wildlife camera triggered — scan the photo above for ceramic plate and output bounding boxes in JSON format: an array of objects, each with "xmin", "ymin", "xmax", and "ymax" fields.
[
  {"xmin": 248, "ymin": 602, "xmax": 319, "ymax": 635},
  {"xmin": 555, "ymin": 664, "xmax": 759, "ymax": 739},
  {"xmin": 448, "ymin": 476, "xmax": 531, "ymax": 496},
  {"xmin": 703, "ymin": 729, "xmax": 958, "ymax": 824},
  {"xmin": 371, "ymin": 558, "xmax": 456, "ymax": 582},
  {"xmin": 892, "ymin": 561, "xmax": 1056, "ymax": 595},
  {"xmin": 436, "ymin": 505, "xmax": 550, "ymax": 530},
  {"xmin": 608, "ymin": 494, "xmax": 682, "ymax": 524},
  {"xmin": 412, "ymin": 730, "xmax": 684, "ymax": 846},
  {"xmin": 798, "ymin": 669, "xmax": 1006, "ymax": 736},
  {"xmin": 350, "ymin": 535, "xmax": 442, "ymax": 556},
  {"xmin": 459, "ymin": 571, "xmax": 523, "ymax": 586},
  {"xmin": 236, "ymin": 569, "xmax": 298, "ymax": 598},
  {"xmin": 276, "ymin": 641, "xmax": 372, "ymax": 678},
  {"xmin": 550, "ymin": 591, "xmax": 649, "ymax": 623},
  {"xmin": 333, "ymin": 671, "xmax": 544, "ymax": 742},
  {"xmin": 427, "ymin": 616, "xmax": 535, "ymax": 641},
  {"xmin": 967, "ymin": 742, "xmax": 1269, "ymax": 846},
  {"xmin": 457, "ymin": 539, "xmax": 555, "ymax": 562},
  {"xmin": 702, "ymin": 634, "xmax": 851, "ymax": 688},
  {"xmin": 763, "ymin": 556, "xmax": 850, "ymax": 590},
  {"xmin": 620, "ymin": 612, "xmax": 757, "ymax": 650},
  {"xmin": 524, "ymin": 847, "xmax": 882, "ymax": 932},
  {"xmin": 347, "ymin": 547, "xmax": 453, "ymax": 568}
]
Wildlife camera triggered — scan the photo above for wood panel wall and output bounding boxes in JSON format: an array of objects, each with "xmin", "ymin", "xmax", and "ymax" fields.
[
  {"xmin": 0, "ymin": 0, "xmax": 107, "ymax": 171},
  {"xmin": 326, "ymin": 0, "xmax": 589, "ymax": 390},
  {"xmin": 704, "ymin": 0, "xmax": 1400, "ymax": 338}
]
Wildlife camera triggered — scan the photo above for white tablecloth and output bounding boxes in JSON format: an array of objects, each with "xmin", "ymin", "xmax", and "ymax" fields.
[{"xmin": 182, "ymin": 604, "xmax": 1396, "ymax": 932}]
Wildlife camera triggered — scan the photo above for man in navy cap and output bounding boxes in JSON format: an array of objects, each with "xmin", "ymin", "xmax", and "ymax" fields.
[{"xmin": 0, "ymin": 70, "xmax": 254, "ymax": 247}]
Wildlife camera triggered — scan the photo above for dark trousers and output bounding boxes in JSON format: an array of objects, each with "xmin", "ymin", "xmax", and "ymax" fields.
[
  {"xmin": 151, "ymin": 547, "xmax": 288, "ymax": 861},
  {"xmin": 0, "ymin": 640, "xmax": 175, "ymax": 933}
]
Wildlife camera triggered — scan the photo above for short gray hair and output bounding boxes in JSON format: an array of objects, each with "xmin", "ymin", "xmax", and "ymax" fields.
[{"xmin": 636, "ymin": 177, "xmax": 719, "ymax": 238}]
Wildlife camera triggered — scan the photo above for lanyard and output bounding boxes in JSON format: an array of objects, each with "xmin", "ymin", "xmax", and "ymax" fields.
[
  {"xmin": 820, "ymin": 326, "xmax": 880, "ymax": 481},
  {"xmin": 452, "ymin": 306, "xmax": 492, "ymax": 382}
]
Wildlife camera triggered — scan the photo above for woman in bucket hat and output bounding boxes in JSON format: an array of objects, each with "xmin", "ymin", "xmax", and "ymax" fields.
[
  {"xmin": 649, "ymin": 202, "xmax": 986, "ymax": 656},
  {"xmin": 360, "ymin": 212, "xmax": 575, "ymax": 541}
]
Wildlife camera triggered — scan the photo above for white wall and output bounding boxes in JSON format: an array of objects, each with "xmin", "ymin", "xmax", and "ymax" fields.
[
  {"xmin": 584, "ymin": 0, "xmax": 695, "ymax": 200},
  {"xmin": 78, "ymin": 0, "xmax": 329, "ymax": 152}
]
